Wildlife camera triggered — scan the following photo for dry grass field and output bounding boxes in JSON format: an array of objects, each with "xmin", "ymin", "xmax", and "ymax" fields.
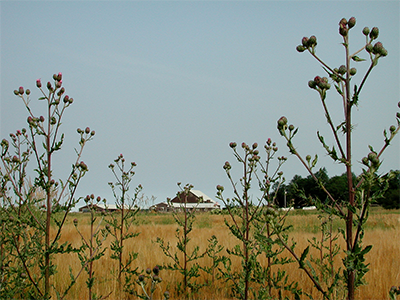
[{"xmin": 52, "ymin": 207, "xmax": 400, "ymax": 300}]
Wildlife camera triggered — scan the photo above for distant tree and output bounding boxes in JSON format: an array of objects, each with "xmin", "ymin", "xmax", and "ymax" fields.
[{"xmin": 377, "ymin": 170, "xmax": 400, "ymax": 209}]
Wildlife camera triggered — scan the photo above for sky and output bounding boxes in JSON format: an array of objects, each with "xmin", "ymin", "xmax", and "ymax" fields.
[{"xmin": 1, "ymin": 1, "xmax": 399, "ymax": 209}]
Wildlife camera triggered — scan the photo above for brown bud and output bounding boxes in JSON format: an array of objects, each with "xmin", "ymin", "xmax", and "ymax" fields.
[
  {"xmin": 348, "ymin": 17, "xmax": 356, "ymax": 29},
  {"xmin": 370, "ymin": 27, "xmax": 379, "ymax": 40}
]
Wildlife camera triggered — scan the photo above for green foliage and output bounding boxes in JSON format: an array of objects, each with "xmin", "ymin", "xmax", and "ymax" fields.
[
  {"xmin": 217, "ymin": 140, "xmax": 301, "ymax": 300},
  {"xmin": 0, "ymin": 73, "xmax": 93, "ymax": 299},
  {"xmin": 105, "ymin": 154, "xmax": 142, "ymax": 297},
  {"xmin": 71, "ymin": 195, "xmax": 109, "ymax": 300},
  {"xmin": 282, "ymin": 17, "xmax": 400, "ymax": 300},
  {"xmin": 155, "ymin": 183, "xmax": 207, "ymax": 299}
]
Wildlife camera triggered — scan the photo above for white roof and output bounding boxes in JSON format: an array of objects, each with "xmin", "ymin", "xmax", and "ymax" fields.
[
  {"xmin": 190, "ymin": 190, "xmax": 217, "ymax": 203},
  {"xmin": 95, "ymin": 203, "xmax": 132, "ymax": 210}
]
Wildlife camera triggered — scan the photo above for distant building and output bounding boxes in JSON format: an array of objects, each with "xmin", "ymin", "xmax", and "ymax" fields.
[
  {"xmin": 78, "ymin": 203, "xmax": 133, "ymax": 213},
  {"xmin": 150, "ymin": 190, "xmax": 220, "ymax": 212}
]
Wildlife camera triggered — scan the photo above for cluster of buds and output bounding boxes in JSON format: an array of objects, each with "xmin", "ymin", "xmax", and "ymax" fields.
[
  {"xmin": 365, "ymin": 41, "xmax": 388, "ymax": 57},
  {"xmin": 363, "ymin": 26, "xmax": 379, "ymax": 40},
  {"xmin": 263, "ymin": 206, "xmax": 278, "ymax": 222},
  {"xmin": 137, "ymin": 265, "xmax": 164, "ymax": 290},
  {"xmin": 277, "ymin": 116, "xmax": 288, "ymax": 133},
  {"xmin": 296, "ymin": 35, "xmax": 317, "ymax": 53},
  {"xmin": 13, "ymin": 86, "xmax": 30, "ymax": 96},
  {"xmin": 361, "ymin": 151, "xmax": 380, "ymax": 169},
  {"xmin": 308, "ymin": 76, "xmax": 331, "ymax": 91},
  {"xmin": 339, "ymin": 17, "xmax": 356, "ymax": 37},
  {"xmin": 223, "ymin": 161, "xmax": 231, "ymax": 171},
  {"xmin": 52, "ymin": 72, "xmax": 63, "ymax": 89},
  {"xmin": 27, "ymin": 116, "xmax": 44, "ymax": 128},
  {"xmin": 77, "ymin": 127, "xmax": 95, "ymax": 136},
  {"xmin": 76, "ymin": 161, "xmax": 88, "ymax": 172},
  {"xmin": 1, "ymin": 139, "xmax": 9, "ymax": 155},
  {"xmin": 265, "ymin": 138, "xmax": 278, "ymax": 152}
]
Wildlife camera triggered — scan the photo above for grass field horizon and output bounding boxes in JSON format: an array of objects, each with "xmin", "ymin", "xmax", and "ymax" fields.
[{"xmin": 51, "ymin": 207, "xmax": 400, "ymax": 299}]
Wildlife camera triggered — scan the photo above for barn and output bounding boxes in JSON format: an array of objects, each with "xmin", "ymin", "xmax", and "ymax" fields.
[{"xmin": 150, "ymin": 190, "xmax": 220, "ymax": 212}]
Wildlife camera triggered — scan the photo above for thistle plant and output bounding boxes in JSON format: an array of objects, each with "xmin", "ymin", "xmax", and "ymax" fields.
[
  {"xmin": 278, "ymin": 17, "xmax": 400, "ymax": 299},
  {"xmin": 155, "ymin": 183, "xmax": 206, "ymax": 299},
  {"xmin": 70, "ymin": 194, "xmax": 109, "ymax": 300},
  {"xmin": 216, "ymin": 140, "xmax": 300, "ymax": 300},
  {"xmin": 0, "ymin": 73, "xmax": 94, "ymax": 299},
  {"xmin": 105, "ymin": 154, "xmax": 142, "ymax": 298}
]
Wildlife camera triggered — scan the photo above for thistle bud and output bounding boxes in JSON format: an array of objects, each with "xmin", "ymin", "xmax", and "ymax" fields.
[
  {"xmin": 153, "ymin": 266, "xmax": 160, "ymax": 275},
  {"xmin": 85, "ymin": 127, "xmax": 90, "ymax": 134},
  {"xmin": 348, "ymin": 17, "xmax": 356, "ymax": 29},
  {"xmin": 57, "ymin": 72, "xmax": 62, "ymax": 81},
  {"xmin": 350, "ymin": 68, "xmax": 357, "ymax": 76},
  {"xmin": 47, "ymin": 81, "xmax": 52, "ymax": 90},
  {"xmin": 397, "ymin": 112, "xmax": 400, "ymax": 119},
  {"xmin": 361, "ymin": 157, "xmax": 369, "ymax": 166},
  {"xmin": 369, "ymin": 27, "xmax": 379, "ymax": 40},
  {"xmin": 91, "ymin": 131, "xmax": 95, "ymax": 136},
  {"xmin": 36, "ymin": 79, "xmax": 42, "ymax": 88},
  {"xmin": 53, "ymin": 74, "xmax": 58, "ymax": 81},
  {"xmin": 338, "ymin": 65, "xmax": 346, "ymax": 75},
  {"xmin": 308, "ymin": 35, "xmax": 317, "ymax": 46},
  {"xmin": 296, "ymin": 45, "xmax": 306, "ymax": 52},
  {"xmin": 18, "ymin": 87, "xmax": 24, "ymax": 95},
  {"xmin": 138, "ymin": 275, "xmax": 144, "ymax": 282},
  {"xmin": 289, "ymin": 124, "xmax": 294, "ymax": 131},
  {"xmin": 229, "ymin": 142, "xmax": 237, "ymax": 148},
  {"xmin": 373, "ymin": 42, "xmax": 383, "ymax": 55},
  {"xmin": 365, "ymin": 43, "xmax": 373, "ymax": 53},
  {"xmin": 13, "ymin": 90, "xmax": 19, "ymax": 95},
  {"xmin": 266, "ymin": 138, "xmax": 272, "ymax": 146},
  {"xmin": 73, "ymin": 218, "xmax": 78, "ymax": 226},
  {"xmin": 277, "ymin": 116, "xmax": 288, "ymax": 128},
  {"xmin": 146, "ymin": 268, "xmax": 152, "ymax": 274},
  {"xmin": 339, "ymin": 26, "xmax": 348, "ymax": 37},
  {"xmin": 367, "ymin": 152, "xmax": 377, "ymax": 161},
  {"xmin": 26, "ymin": 89, "xmax": 30, "ymax": 95},
  {"xmin": 63, "ymin": 95, "xmax": 70, "ymax": 103},
  {"xmin": 301, "ymin": 37, "xmax": 309, "ymax": 47},
  {"xmin": 252, "ymin": 142, "xmax": 258, "ymax": 149},
  {"xmin": 390, "ymin": 125, "xmax": 396, "ymax": 133},
  {"xmin": 308, "ymin": 80, "xmax": 317, "ymax": 89},
  {"xmin": 55, "ymin": 81, "xmax": 62, "ymax": 88},
  {"xmin": 339, "ymin": 18, "xmax": 347, "ymax": 26},
  {"xmin": 362, "ymin": 27, "xmax": 370, "ymax": 36}
]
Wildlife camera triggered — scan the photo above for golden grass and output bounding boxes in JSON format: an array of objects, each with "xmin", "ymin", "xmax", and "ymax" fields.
[{"xmin": 50, "ymin": 208, "xmax": 400, "ymax": 299}]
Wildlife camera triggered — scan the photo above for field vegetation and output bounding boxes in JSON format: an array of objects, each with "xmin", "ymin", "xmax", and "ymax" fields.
[{"xmin": 51, "ymin": 208, "xmax": 400, "ymax": 300}]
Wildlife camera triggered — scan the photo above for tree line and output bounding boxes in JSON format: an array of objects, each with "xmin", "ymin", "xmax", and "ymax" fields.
[{"xmin": 274, "ymin": 168, "xmax": 400, "ymax": 209}]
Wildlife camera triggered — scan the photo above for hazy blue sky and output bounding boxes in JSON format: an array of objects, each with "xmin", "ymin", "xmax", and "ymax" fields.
[{"xmin": 1, "ymin": 1, "xmax": 399, "ymax": 208}]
